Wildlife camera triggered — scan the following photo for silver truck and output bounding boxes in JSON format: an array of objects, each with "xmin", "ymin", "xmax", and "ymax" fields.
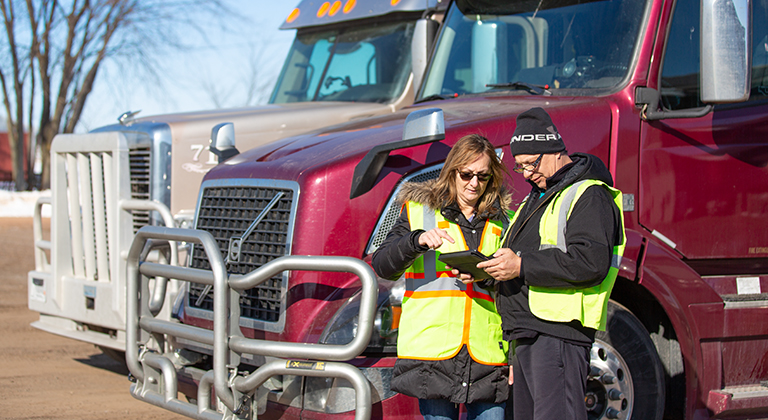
[{"xmin": 27, "ymin": 0, "xmax": 445, "ymax": 355}]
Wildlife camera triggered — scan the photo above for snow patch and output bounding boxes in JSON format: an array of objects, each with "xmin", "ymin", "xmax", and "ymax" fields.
[{"xmin": 0, "ymin": 190, "xmax": 51, "ymax": 217}]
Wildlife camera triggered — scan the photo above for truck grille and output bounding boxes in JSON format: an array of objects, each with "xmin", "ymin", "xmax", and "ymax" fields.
[
  {"xmin": 60, "ymin": 150, "xmax": 114, "ymax": 282},
  {"xmin": 49, "ymin": 130, "xmax": 164, "ymax": 285},
  {"xmin": 188, "ymin": 184, "xmax": 296, "ymax": 322},
  {"xmin": 129, "ymin": 147, "xmax": 151, "ymax": 232}
]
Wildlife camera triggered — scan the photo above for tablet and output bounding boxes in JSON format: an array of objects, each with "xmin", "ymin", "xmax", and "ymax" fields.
[{"xmin": 438, "ymin": 250, "xmax": 492, "ymax": 279}]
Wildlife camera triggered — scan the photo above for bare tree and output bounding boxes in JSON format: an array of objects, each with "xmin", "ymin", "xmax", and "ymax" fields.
[
  {"xmin": 0, "ymin": 0, "xmax": 30, "ymax": 190},
  {"xmin": 0, "ymin": 0, "xmax": 228, "ymax": 190},
  {"xmin": 199, "ymin": 35, "xmax": 282, "ymax": 109},
  {"xmin": 242, "ymin": 39, "xmax": 281, "ymax": 106}
]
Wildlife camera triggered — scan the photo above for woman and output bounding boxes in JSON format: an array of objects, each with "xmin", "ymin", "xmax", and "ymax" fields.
[{"xmin": 372, "ymin": 134, "xmax": 511, "ymax": 420}]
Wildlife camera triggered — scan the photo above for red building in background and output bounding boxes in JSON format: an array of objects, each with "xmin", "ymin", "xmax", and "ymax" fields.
[{"xmin": 0, "ymin": 126, "xmax": 29, "ymax": 187}]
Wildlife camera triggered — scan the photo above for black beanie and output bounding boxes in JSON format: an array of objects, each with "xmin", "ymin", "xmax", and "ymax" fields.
[{"xmin": 509, "ymin": 107, "xmax": 566, "ymax": 156}]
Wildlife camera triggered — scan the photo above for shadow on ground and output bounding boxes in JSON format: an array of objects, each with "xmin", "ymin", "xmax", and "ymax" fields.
[{"xmin": 75, "ymin": 350, "xmax": 129, "ymax": 376}]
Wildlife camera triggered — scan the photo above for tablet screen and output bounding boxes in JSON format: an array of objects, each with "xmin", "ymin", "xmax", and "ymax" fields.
[{"xmin": 437, "ymin": 250, "xmax": 492, "ymax": 279}]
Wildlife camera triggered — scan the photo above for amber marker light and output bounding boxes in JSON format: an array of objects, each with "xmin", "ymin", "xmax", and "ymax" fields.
[
  {"xmin": 286, "ymin": 8, "xmax": 300, "ymax": 23},
  {"xmin": 317, "ymin": 2, "xmax": 330, "ymax": 17},
  {"xmin": 343, "ymin": 0, "xmax": 356, "ymax": 13},
  {"xmin": 329, "ymin": 0, "xmax": 342, "ymax": 16},
  {"xmin": 391, "ymin": 0, "xmax": 402, "ymax": 5}
]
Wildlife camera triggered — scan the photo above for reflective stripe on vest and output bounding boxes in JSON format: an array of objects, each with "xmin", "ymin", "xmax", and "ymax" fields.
[
  {"xmin": 400, "ymin": 202, "xmax": 508, "ymax": 365},
  {"xmin": 509, "ymin": 180, "xmax": 625, "ymax": 331}
]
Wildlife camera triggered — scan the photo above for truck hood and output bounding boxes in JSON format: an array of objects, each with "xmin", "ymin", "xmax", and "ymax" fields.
[
  {"xmin": 100, "ymin": 101, "xmax": 398, "ymax": 216},
  {"xmin": 206, "ymin": 96, "xmax": 614, "ymax": 182},
  {"xmin": 129, "ymin": 101, "xmax": 393, "ymax": 137}
]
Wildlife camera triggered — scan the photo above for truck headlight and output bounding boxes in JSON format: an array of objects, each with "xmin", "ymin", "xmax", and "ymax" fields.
[{"xmin": 319, "ymin": 278, "xmax": 404, "ymax": 355}]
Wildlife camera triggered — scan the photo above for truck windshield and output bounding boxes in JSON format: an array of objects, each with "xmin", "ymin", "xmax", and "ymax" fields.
[
  {"xmin": 420, "ymin": 0, "xmax": 647, "ymax": 97},
  {"xmin": 270, "ymin": 21, "xmax": 415, "ymax": 104}
]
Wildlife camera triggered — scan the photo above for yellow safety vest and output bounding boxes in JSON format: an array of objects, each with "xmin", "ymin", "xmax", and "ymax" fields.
[
  {"xmin": 399, "ymin": 201, "xmax": 510, "ymax": 365},
  {"xmin": 508, "ymin": 180, "xmax": 625, "ymax": 331}
]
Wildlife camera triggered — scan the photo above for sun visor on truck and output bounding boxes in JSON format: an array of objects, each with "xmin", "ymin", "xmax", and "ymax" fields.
[
  {"xmin": 281, "ymin": 0, "xmax": 441, "ymax": 30},
  {"xmin": 456, "ymin": 0, "xmax": 599, "ymax": 14}
]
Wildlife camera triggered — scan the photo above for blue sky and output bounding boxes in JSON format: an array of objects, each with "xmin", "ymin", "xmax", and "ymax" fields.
[{"xmin": 77, "ymin": 2, "xmax": 298, "ymax": 132}]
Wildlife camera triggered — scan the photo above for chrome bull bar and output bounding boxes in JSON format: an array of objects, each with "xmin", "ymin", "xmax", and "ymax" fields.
[{"xmin": 126, "ymin": 226, "xmax": 378, "ymax": 420}]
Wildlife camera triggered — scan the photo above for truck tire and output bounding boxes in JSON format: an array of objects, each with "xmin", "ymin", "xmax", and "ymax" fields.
[{"xmin": 588, "ymin": 300, "xmax": 665, "ymax": 420}]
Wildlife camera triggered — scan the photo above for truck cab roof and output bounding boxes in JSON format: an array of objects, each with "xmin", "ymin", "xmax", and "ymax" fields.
[{"xmin": 280, "ymin": 0, "xmax": 443, "ymax": 30}]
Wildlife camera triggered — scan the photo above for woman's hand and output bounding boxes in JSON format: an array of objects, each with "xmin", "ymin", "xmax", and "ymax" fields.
[
  {"xmin": 418, "ymin": 228, "xmax": 455, "ymax": 250},
  {"xmin": 452, "ymin": 270, "xmax": 477, "ymax": 284}
]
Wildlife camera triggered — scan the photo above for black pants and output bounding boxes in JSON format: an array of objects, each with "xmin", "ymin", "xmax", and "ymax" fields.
[{"xmin": 511, "ymin": 334, "xmax": 590, "ymax": 420}]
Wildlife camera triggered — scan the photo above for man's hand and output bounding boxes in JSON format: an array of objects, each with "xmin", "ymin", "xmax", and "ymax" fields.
[
  {"xmin": 477, "ymin": 248, "xmax": 521, "ymax": 281},
  {"xmin": 418, "ymin": 228, "xmax": 455, "ymax": 250},
  {"xmin": 452, "ymin": 248, "xmax": 520, "ymax": 283}
]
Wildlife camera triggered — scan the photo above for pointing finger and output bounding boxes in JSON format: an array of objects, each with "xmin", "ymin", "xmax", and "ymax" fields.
[{"xmin": 436, "ymin": 228, "xmax": 455, "ymax": 244}]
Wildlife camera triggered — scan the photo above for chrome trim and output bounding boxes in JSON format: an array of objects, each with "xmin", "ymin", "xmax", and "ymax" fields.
[
  {"xmin": 187, "ymin": 178, "xmax": 301, "ymax": 333},
  {"xmin": 127, "ymin": 226, "xmax": 378, "ymax": 418}
]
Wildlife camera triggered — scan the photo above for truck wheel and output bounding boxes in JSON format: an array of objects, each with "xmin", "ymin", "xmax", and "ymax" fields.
[{"xmin": 588, "ymin": 301, "xmax": 665, "ymax": 420}]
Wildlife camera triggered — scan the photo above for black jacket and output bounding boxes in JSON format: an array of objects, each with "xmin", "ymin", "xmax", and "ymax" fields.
[
  {"xmin": 371, "ymin": 180, "xmax": 510, "ymax": 404},
  {"xmin": 497, "ymin": 153, "xmax": 623, "ymax": 346}
]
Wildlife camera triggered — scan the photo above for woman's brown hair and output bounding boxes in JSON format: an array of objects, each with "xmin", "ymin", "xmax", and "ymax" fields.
[{"xmin": 432, "ymin": 134, "xmax": 508, "ymax": 216}]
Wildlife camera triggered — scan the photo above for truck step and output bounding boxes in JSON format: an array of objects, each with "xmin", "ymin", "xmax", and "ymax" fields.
[
  {"xmin": 722, "ymin": 293, "xmax": 768, "ymax": 309},
  {"xmin": 707, "ymin": 383, "xmax": 768, "ymax": 417}
]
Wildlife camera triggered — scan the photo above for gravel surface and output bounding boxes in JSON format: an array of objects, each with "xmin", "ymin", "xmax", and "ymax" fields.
[{"xmin": 0, "ymin": 217, "xmax": 187, "ymax": 420}]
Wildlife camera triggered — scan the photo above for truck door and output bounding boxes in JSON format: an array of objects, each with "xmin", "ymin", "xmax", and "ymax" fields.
[{"xmin": 638, "ymin": 0, "xmax": 768, "ymax": 261}]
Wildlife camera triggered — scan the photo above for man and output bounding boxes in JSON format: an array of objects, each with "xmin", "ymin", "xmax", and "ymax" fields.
[{"xmin": 473, "ymin": 107, "xmax": 625, "ymax": 420}]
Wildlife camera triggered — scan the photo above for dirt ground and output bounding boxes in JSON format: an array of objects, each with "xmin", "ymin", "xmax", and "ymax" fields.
[{"xmin": 0, "ymin": 217, "xmax": 187, "ymax": 420}]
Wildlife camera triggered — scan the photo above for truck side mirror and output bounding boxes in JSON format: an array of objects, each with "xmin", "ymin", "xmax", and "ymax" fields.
[
  {"xmin": 700, "ymin": 0, "xmax": 751, "ymax": 103},
  {"xmin": 209, "ymin": 122, "xmax": 239, "ymax": 162},
  {"xmin": 350, "ymin": 108, "xmax": 445, "ymax": 199},
  {"xmin": 411, "ymin": 18, "xmax": 439, "ymax": 93},
  {"xmin": 637, "ymin": 0, "xmax": 751, "ymax": 120},
  {"xmin": 402, "ymin": 107, "xmax": 445, "ymax": 143}
]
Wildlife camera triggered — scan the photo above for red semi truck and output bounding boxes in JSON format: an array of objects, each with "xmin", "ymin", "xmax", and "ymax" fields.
[{"xmin": 126, "ymin": 0, "xmax": 768, "ymax": 419}]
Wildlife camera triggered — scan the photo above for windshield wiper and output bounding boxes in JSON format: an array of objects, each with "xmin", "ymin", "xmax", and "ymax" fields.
[
  {"xmin": 486, "ymin": 82, "xmax": 552, "ymax": 96},
  {"xmin": 414, "ymin": 93, "xmax": 459, "ymax": 104}
]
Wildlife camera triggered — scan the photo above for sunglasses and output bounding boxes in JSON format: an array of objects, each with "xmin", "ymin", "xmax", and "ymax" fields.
[
  {"xmin": 458, "ymin": 170, "xmax": 492, "ymax": 182},
  {"xmin": 512, "ymin": 154, "xmax": 544, "ymax": 174}
]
